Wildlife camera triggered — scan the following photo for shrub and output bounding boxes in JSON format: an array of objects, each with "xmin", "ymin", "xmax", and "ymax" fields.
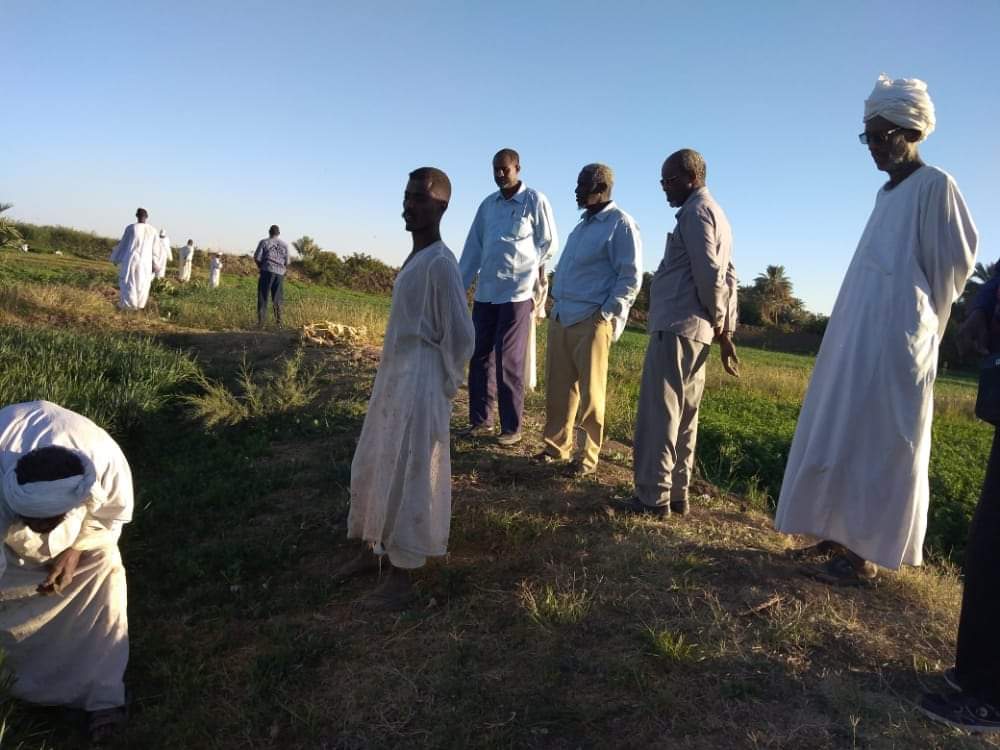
[{"xmin": 295, "ymin": 251, "xmax": 397, "ymax": 295}]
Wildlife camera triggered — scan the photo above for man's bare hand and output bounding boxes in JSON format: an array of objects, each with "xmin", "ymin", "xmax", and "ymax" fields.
[
  {"xmin": 958, "ymin": 309, "xmax": 990, "ymax": 357},
  {"xmin": 718, "ymin": 333, "xmax": 740, "ymax": 377},
  {"xmin": 38, "ymin": 548, "xmax": 82, "ymax": 595}
]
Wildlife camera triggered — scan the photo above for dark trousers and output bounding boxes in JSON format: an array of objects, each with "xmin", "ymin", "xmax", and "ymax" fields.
[
  {"xmin": 468, "ymin": 300, "xmax": 533, "ymax": 434},
  {"xmin": 257, "ymin": 271, "xmax": 284, "ymax": 324},
  {"xmin": 955, "ymin": 426, "xmax": 1000, "ymax": 706}
]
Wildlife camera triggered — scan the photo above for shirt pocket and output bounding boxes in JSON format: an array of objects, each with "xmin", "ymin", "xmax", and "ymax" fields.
[{"xmin": 505, "ymin": 215, "xmax": 534, "ymax": 242}]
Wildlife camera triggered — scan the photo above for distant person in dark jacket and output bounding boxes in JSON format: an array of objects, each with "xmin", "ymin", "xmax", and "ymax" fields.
[{"xmin": 253, "ymin": 225, "xmax": 290, "ymax": 328}]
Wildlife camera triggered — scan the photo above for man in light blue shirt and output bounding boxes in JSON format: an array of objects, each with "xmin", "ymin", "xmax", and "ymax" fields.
[
  {"xmin": 458, "ymin": 149, "xmax": 558, "ymax": 445},
  {"xmin": 535, "ymin": 163, "xmax": 642, "ymax": 476}
]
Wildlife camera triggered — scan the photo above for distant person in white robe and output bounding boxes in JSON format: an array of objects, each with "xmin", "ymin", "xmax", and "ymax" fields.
[
  {"xmin": 776, "ymin": 75, "xmax": 978, "ymax": 585},
  {"xmin": 110, "ymin": 207, "xmax": 157, "ymax": 309},
  {"xmin": 524, "ymin": 267, "xmax": 549, "ymax": 391},
  {"xmin": 178, "ymin": 239, "xmax": 194, "ymax": 283},
  {"xmin": 154, "ymin": 228, "xmax": 172, "ymax": 279},
  {"xmin": 209, "ymin": 253, "xmax": 223, "ymax": 288},
  {"xmin": 0, "ymin": 401, "xmax": 132, "ymax": 744},
  {"xmin": 336, "ymin": 167, "xmax": 474, "ymax": 611}
]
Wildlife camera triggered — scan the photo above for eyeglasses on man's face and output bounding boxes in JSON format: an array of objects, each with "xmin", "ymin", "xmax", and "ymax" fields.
[
  {"xmin": 858, "ymin": 127, "xmax": 903, "ymax": 146},
  {"xmin": 660, "ymin": 175, "xmax": 684, "ymax": 187}
]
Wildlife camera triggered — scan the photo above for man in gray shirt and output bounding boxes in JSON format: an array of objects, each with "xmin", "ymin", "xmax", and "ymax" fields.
[
  {"xmin": 622, "ymin": 149, "xmax": 739, "ymax": 518},
  {"xmin": 253, "ymin": 224, "xmax": 290, "ymax": 328}
]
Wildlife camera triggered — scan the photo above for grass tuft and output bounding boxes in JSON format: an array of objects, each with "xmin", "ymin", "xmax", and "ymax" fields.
[
  {"xmin": 519, "ymin": 577, "xmax": 593, "ymax": 628},
  {"xmin": 644, "ymin": 626, "xmax": 700, "ymax": 663}
]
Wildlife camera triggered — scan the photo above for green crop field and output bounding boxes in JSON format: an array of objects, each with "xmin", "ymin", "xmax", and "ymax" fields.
[{"xmin": 0, "ymin": 246, "xmax": 994, "ymax": 748}]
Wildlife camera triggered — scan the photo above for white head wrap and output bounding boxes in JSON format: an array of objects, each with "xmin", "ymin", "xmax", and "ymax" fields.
[
  {"xmin": 159, "ymin": 229, "xmax": 167, "ymax": 237},
  {"xmin": 863, "ymin": 73, "xmax": 936, "ymax": 141},
  {"xmin": 1, "ymin": 451, "xmax": 104, "ymax": 518}
]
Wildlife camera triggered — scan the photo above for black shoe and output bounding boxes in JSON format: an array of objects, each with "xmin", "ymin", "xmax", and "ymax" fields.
[
  {"xmin": 456, "ymin": 423, "xmax": 494, "ymax": 438},
  {"xmin": 566, "ymin": 460, "xmax": 596, "ymax": 479},
  {"xmin": 786, "ymin": 540, "xmax": 842, "ymax": 562},
  {"xmin": 531, "ymin": 451, "xmax": 563, "ymax": 465},
  {"xmin": 618, "ymin": 496, "xmax": 669, "ymax": 518},
  {"xmin": 919, "ymin": 692, "xmax": 1000, "ymax": 733},
  {"xmin": 670, "ymin": 500, "xmax": 690, "ymax": 516},
  {"xmin": 800, "ymin": 555, "xmax": 878, "ymax": 587}
]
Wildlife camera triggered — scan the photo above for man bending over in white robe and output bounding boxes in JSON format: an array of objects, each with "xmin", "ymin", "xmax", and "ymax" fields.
[
  {"xmin": 335, "ymin": 167, "xmax": 475, "ymax": 610},
  {"xmin": 775, "ymin": 75, "xmax": 978, "ymax": 585},
  {"xmin": 110, "ymin": 207, "xmax": 157, "ymax": 310},
  {"xmin": 0, "ymin": 401, "xmax": 132, "ymax": 744}
]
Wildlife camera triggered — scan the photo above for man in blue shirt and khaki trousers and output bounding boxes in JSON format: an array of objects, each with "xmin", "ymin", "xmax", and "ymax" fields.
[
  {"xmin": 535, "ymin": 163, "xmax": 641, "ymax": 477},
  {"xmin": 459, "ymin": 149, "xmax": 558, "ymax": 446}
]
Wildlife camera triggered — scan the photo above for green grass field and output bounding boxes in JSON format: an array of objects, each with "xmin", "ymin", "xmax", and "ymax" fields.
[{"xmin": 0, "ymin": 247, "xmax": 995, "ymax": 749}]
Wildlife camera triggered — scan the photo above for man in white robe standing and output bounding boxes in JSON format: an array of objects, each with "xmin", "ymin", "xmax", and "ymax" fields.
[
  {"xmin": 0, "ymin": 401, "xmax": 132, "ymax": 744},
  {"xmin": 209, "ymin": 253, "xmax": 223, "ymax": 289},
  {"xmin": 110, "ymin": 207, "xmax": 157, "ymax": 310},
  {"xmin": 776, "ymin": 75, "xmax": 978, "ymax": 584},
  {"xmin": 336, "ymin": 167, "xmax": 474, "ymax": 610},
  {"xmin": 154, "ymin": 228, "xmax": 172, "ymax": 280},
  {"xmin": 177, "ymin": 239, "xmax": 195, "ymax": 283}
]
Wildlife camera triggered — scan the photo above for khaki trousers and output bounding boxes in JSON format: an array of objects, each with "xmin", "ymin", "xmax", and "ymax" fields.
[
  {"xmin": 633, "ymin": 331, "xmax": 710, "ymax": 506},
  {"xmin": 542, "ymin": 315, "xmax": 612, "ymax": 471}
]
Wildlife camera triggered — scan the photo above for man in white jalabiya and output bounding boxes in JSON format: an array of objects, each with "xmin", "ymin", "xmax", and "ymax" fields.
[
  {"xmin": 154, "ymin": 228, "xmax": 172, "ymax": 279},
  {"xmin": 209, "ymin": 253, "xmax": 224, "ymax": 289},
  {"xmin": 0, "ymin": 401, "xmax": 132, "ymax": 744},
  {"xmin": 335, "ymin": 167, "xmax": 474, "ymax": 610},
  {"xmin": 110, "ymin": 207, "xmax": 158, "ymax": 309},
  {"xmin": 177, "ymin": 239, "xmax": 195, "ymax": 283},
  {"xmin": 776, "ymin": 74, "xmax": 978, "ymax": 585}
]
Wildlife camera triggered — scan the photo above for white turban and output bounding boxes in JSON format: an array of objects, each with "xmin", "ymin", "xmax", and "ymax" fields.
[
  {"xmin": 1, "ymin": 452, "xmax": 104, "ymax": 518},
  {"xmin": 863, "ymin": 73, "xmax": 936, "ymax": 141}
]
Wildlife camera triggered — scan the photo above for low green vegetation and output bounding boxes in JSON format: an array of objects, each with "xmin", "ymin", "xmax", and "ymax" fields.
[
  {"xmin": 587, "ymin": 329, "xmax": 992, "ymax": 560},
  {"xmin": 0, "ymin": 325, "xmax": 197, "ymax": 436},
  {"xmin": 0, "ymin": 235, "xmax": 995, "ymax": 748}
]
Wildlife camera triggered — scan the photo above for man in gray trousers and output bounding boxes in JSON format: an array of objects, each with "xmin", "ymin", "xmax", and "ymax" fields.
[{"xmin": 621, "ymin": 149, "xmax": 739, "ymax": 518}]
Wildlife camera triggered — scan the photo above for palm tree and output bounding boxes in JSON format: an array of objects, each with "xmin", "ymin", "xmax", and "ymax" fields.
[
  {"xmin": 292, "ymin": 235, "xmax": 322, "ymax": 261},
  {"xmin": 0, "ymin": 202, "xmax": 23, "ymax": 250},
  {"xmin": 961, "ymin": 260, "xmax": 997, "ymax": 305},
  {"xmin": 753, "ymin": 265, "xmax": 798, "ymax": 325}
]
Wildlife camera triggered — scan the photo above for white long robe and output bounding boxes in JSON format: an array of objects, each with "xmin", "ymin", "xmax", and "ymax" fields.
[
  {"xmin": 0, "ymin": 401, "xmax": 133, "ymax": 710},
  {"xmin": 348, "ymin": 242, "xmax": 475, "ymax": 562},
  {"xmin": 178, "ymin": 245, "xmax": 194, "ymax": 282},
  {"xmin": 110, "ymin": 222, "xmax": 157, "ymax": 309},
  {"xmin": 524, "ymin": 270, "xmax": 550, "ymax": 391},
  {"xmin": 154, "ymin": 234, "xmax": 173, "ymax": 279},
  {"xmin": 209, "ymin": 256, "xmax": 223, "ymax": 288},
  {"xmin": 775, "ymin": 167, "xmax": 978, "ymax": 569}
]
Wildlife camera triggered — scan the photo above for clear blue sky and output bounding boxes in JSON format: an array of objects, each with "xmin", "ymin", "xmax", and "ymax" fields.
[{"xmin": 4, "ymin": 0, "xmax": 998, "ymax": 313}]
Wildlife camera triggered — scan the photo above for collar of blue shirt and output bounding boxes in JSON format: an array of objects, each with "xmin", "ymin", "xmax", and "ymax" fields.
[
  {"xmin": 583, "ymin": 200, "xmax": 618, "ymax": 223},
  {"xmin": 493, "ymin": 182, "xmax": 528, "ymax": 204}
]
